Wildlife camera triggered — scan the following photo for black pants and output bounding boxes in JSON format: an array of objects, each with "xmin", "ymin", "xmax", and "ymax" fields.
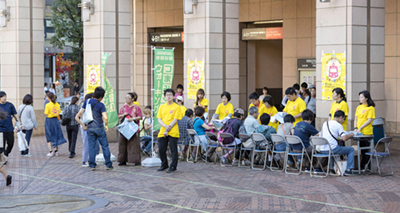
[
  {"xmin": 4, "ymin": 131, "xmax": 14, "ymax": 157},
  {"xmin": 158, "ymin": 136, "xmax": 178, "ymax": 168},
  {"xmin": 360, "ymin": 139, "xmax": 371, "ymax": 169},
  {"xmin": 67, "ymin": 125, "xmax": 79, "ymax": 154}
]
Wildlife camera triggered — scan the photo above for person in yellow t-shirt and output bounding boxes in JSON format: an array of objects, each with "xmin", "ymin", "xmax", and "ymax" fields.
[
  {"xmin": 44, "ymin": 93, "xmax": 66, "ymax": 156},
  {"xmin": 213, "ymin": 91, "xmax": 234, "ymax": 121},
  {"xmin": 176, "ymin": 96, "xmax": 187, "ymax": 119},
  {"xmin": 354, "ymin": 90, "xmax": 376, "ymax": 170},
  {"xmin": 258, "ymin": 95, "xmax": 279, "ymax": 130},
  {"xmin": 193, "ymin": 89, "xmax": 209, "ymax": 120},
  {"xmin": 248, "ymin": 92, "xmax": 264, "ymax": 114},
  {"xmin": 283, "ymin": 87, "xmax": 307, "ymax": 126},
  {"xmin": 157, "ymin": 89, "xmax": 182, "ymax": 173},
  {"xmin": 330, "ymin": 88, "xmax": 349, "ymax": 131}
]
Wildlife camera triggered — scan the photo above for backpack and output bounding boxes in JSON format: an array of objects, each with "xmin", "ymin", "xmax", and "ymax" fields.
[{"xmin": 217, "ymin": 119, "xmax": 238, "ymax": 145}]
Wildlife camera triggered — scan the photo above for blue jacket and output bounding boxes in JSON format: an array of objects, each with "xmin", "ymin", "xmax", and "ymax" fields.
[{"xmin": 256, "ymin": 125, "xmax": 277, "ymax": 141}]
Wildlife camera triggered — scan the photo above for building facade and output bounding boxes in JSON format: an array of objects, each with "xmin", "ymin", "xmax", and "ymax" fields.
[{"xmin": 1, "ymin": 0, "xmax": 399, "ymax": 136}]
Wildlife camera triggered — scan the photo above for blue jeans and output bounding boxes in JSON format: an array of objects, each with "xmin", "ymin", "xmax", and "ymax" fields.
[
  {"xmin": 140, "ymin": 136, "xmax": 152, "ymax": 152},
  {"xmin": 87, "ymin": 127, "xmax": 112, "ymax": 168},
  {"xmin": 274, "ymin": 142, "xmax": 287, "ymax": 151},
  {"xmin": 322, "ymin": 146, "xmax": 355, "ymax": 171},
  {"xmin": 21, "ymin": 129, "xmax": 33, "ymax": 155},
  {"xmin": 81, "ymin": 126, "xmax": 100, "ymax": 163}
]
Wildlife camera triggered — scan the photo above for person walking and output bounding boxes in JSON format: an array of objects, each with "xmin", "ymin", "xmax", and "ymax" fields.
[
  {"xmin": 0, "ymin": 91, "xmax": 22, "ymax": 159},
  {"xmin": 64, "ymin": 97, "xmax": 80, "ymax": 158},
  {"xmin": 44, "ymin": 93, "xmax": 67, "ymax": 156},
  {"xmin": 76, "ymin": 87, "xmax": 113, "ymax": 171},
  {"xmin": 49, "ymin": 83, "xmax": 56, "ymax": 95},
  {"xmin": 18, "ymin": 94, "xmax": 38, "ymax": 157},
  {"xmin": 117, "ymin": 93, "xmax": 143, "ymax": 166},
  {"xmin": 0, "ymin": 109, "xmax": 12, "ymax": 186},
  {"xmin": 157, "ymin": 89, "xmax": 182, "ymax": 173}
]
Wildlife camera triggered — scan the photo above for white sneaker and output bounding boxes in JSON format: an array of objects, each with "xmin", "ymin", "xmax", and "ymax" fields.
[
  {"xmin": 82, "ymin": 162, "xmax": 89, "ymax": 167},
  {"xmin": 244, "ymin": 159, "xmax": 251, "ymax": 166},
  {"xmin": 24, "ymin": 153, "xmax": 33, "ymax": 157},
  {"xmin": 47, "ymin": 152, "xmax": 54, "ymax": 157},
  {"xmin": 232, "ymin": 159, "xmax": 239, "ymax": 165}
]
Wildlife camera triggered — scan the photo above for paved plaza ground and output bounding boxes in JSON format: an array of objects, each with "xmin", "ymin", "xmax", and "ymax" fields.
[{"xmin": 1, "ymin": 132, "xmax": 400, "ymax": 213}]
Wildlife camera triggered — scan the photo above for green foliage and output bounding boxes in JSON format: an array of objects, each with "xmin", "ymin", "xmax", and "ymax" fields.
[{"xmin": 51, "ymin": 0, "xmax": 83, "ymax": 84}]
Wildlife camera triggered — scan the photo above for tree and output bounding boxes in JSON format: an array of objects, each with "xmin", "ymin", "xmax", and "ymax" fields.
[{"xmin": 50, "ymin": 0, "xmax": 83, "ymax": 86}]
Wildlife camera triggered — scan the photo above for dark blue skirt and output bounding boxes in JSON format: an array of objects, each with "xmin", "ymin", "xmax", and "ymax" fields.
[{"xmin": 45, "ymin": 117, "xmax": 67, "ymax": 148}]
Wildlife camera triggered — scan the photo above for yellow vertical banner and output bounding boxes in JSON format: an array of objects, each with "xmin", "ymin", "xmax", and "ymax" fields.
[
  {"xmin": 86, "ymin": 65, "xmax": 100, "ymax": 94},
  {"xmin": 321, "ymin": 53, "xmax": 346, "ymax": 100},
  {"xmin": 187, "ymin": 60, "xmax": 205, "ymax": 100}
]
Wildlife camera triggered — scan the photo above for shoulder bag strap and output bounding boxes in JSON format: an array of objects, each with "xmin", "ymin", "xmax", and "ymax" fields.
[
  {"xmin": 281, "ymin": 123, "xmax": 287, "ymax": 135},
  {"xmin": 326, "ymin": 121, "xmax": 339, "ymax": 142},
  {"xmin": 91, "ymin": 100, "xmax": 100, "ymax": 110}
]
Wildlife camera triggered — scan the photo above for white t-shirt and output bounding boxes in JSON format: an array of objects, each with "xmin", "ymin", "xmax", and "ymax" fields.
[{"xmin": 320, "ymin": 120, "xmax": 345, "ymax": 151}]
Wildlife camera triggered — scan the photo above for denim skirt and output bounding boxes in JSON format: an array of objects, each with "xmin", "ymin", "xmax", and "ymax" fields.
[{"xmin": 45, "ymin": 117, "xmax": 67, "ymax": 148}]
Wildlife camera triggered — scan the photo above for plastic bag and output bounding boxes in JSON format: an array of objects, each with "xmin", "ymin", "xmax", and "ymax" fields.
[
  {"xmin": 17, "ymin": 131, "xmax": 28, "ymax": 151},
  {"xmin": 82, "ymin": 99, "xmax": 93, "ymax": 124},
  {"xmin": 117, "ymin": 119, "xmax": 139, "ymax": 140}
]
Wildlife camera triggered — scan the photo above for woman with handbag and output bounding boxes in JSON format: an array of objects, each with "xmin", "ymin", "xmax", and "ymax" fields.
[
  {"xmin": 44, "ymin": 93, "xmax": 67, "ymax": 156},
  {"xmin": 64, "ymin": 97, "xmax": 80, "ymax": 158},
  {"xmin": 17, "ymin": 94, "xmax": 38, "ymax": 157},
  {"xmin": 117, "ymin": 92, "xmax": 143, "ymax": 166}
]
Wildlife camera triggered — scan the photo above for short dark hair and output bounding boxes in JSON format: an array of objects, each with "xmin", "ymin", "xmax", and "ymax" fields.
[
  {"xmin": 71, "ymin": 97, "xmax": 79, "ymax": 105},
  {"xmin": 285, "ymin": 87, "xmax": 296, "ymax": 95},
  {"xmin": 301, "ymin": 109, "xmax": 314, "ymax": 121},
  {"xmin": 145, "ymin": 105, "xmax": 151, "ymax": 110},
  {"xmin": 164, "ymin": 89, "xmax": 175, "ymax": 96},
  {"xmin": 221, "ymin": 91, "xmax": 231, "ymax": 102},
  {"xmin": 23, "ymin": 94, "xmax": 33, "ymax": 105},
  {"xmin": 249, "ymin": 92, "xmax": 259, "ymax": 100},
  {"xmin": 45, "ymin": 91, "xmax": 50, "ymax": 95},
  {"xmin": 284, "ymin": 114, "xmax": 295, "ymax": 123},
  {"xmin": 185, "ymin": 109, "xmax": 194, "ymax": 117},
  {"xmin": 263, "ymin": 87, "xmax": 269, "ymax": 92},
  {"xmin": 44, "ymin": 83, "xmax": 48, "ymax": 86},
  {"xmin": 84, "ymin": 93, "xmax": 94, "ymax": 101},
  {"xmin": 194, "ymin": 107, "xmax": 205, "ymax": 117},
  {"xmin": 75, "ymin": 80, "xmax": 79, "ymax": 84},
  {"xmin": 301, "ymin": 82, "xmax": 308, "ymax": 89},
  {"xmin": 0, "ymin": 91, "xmax": 6, "ymax": 98},
  {"xmin": 177, "ymin": 84, "xmax": 184, "ymax": 90},
  {"xmin": 260, "ymin": 113, "xmax": 271, "ymax": 125},
  {"xmin": 334, "ymin": 110, "xmax": 346, "ymax": 118},
  {"xmin": 293, "ymin": 83, "xmax": 300, "ymax": 90},
  {"xmin": 94, "ymin": 87, "xmax": 106, "ymax": 99},
  {"xmin": 263, "ymin": 95, "xmax": 274, "ymax": 107}
]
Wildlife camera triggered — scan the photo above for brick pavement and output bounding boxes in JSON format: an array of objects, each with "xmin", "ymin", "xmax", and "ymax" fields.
[{"xmin": 1, "ymin": 132, "xmax": 400, "ymax": 212}]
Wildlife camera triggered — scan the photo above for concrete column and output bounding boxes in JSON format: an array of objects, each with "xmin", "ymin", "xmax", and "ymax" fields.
[
  {"xmin": 0, "ymin": 0, "xmax": 45, "ymax": 135},
  {"xmin": 184, "ymin": 0, "xmax": 240, "ymax": 115},
  {"xmin": 316, "ymin": 0, "xmax": 385, "ymax": 130},
  {"xmin": 83, "ymin": 0, "xmax": 132, "ymax": 141}
]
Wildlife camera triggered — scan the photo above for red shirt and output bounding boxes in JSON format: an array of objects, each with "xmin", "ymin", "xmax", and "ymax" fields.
[{"xmin": 119, "ymin": 104, "xmax": 142, "ymax": 132}]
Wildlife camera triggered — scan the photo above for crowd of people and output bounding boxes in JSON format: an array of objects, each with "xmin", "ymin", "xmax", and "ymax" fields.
[{"xmin": 0, "ymin": 80, "xmax": 376, "ymax": 187}]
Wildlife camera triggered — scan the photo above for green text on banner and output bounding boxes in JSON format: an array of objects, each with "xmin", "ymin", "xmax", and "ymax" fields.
[
  {"xmin": 101, "ymin": 53, "xmax": 119, "ymax": 128},
  {"xmin": 153, "ymin": 49, "xmax": 175, "ymax": 131}
]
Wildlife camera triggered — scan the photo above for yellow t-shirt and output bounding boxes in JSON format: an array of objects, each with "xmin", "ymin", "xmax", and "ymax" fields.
[
  {"xmin": 330, "ymin": 99, "xmax": 349, "ymax": 130},
  {"xmin": 133, "ymin": 101, "xmax": 139, "ymax": 106},
  {"xmin": 248, "ymin": 100, "xmax": 264, "ymax": 113},
  {"xmin": 283, "ymin": 97, "xmax": 306, "ymax": 126},
  {"xmin": 215, "ymin": 102, "xmax": 234, "ymax": 120},
  {"xmin": 180, "ymin": 105, "xmax": 187, "ymax": 119},
  {"xmin": 193, "ymin": 98, "xmax": 209, "ymax": 112},
  {"xmin": 258, "ymin": 105, "xmax": 279, "ymax": 130},
  {"xmin": 355, "ymin": 104, "xmax": 375, "ymax": 135},
  {"xmin": 157, "ymin": 102, "xmax": 182, "ymax": 138},
  {"xmin": 45, "ymin": 102, "xmax": 61, "ymax": 118}
]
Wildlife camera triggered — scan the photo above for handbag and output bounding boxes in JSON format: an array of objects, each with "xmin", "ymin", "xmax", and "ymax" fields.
[
  {"xmin": 117, "ymin": 119, "xmax": 139, "ymax": 140},
  {"xmin": 326, "ymin": 121, "xmax": 345, "ymax": 146},
  {"xmin": 82, "ymin": 100, "xmax": 99, "ymax": 124},
  {"xmin": 17, "ymin": 131, "xmax": 29, "ymax": 151}
]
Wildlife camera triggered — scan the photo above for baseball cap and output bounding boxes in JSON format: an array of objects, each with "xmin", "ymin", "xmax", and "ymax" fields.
[
  {"xmin": 177, "ymin": 96, "xmax": 183, "ymax": 101},
  {"xmin": 234, "ymin": 108, "xmax": 244, "ymax": 115}
]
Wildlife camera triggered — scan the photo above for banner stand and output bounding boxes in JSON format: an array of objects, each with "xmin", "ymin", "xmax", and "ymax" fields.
[{"xmin": 141, "ymin": 45, "xmax": 175, "ymax": 168}]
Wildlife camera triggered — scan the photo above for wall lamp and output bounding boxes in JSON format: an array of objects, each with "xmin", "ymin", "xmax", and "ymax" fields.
[
  {"xmin": 320, "ymin": 0, "xmax": 330, "ymax": 2},
  {"xmin": 0, "ymin": 0, "xmax": 10, "ymax": 27},
  {"xmin": 78, "ymin": 0, "xmax": 94, "ymax": 22},
  {"xmin": 184, "ymin": 0, "xmax": 198, "ymax": 14}
]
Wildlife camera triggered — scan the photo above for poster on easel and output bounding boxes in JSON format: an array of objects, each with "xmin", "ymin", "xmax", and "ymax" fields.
[
  {"xmin": 321, "ymin": 53, "xmax": 346, "ymax": 100},
  {"xmin": 187, "ymin": 60, "xmax": 205, "ymax": 100}
]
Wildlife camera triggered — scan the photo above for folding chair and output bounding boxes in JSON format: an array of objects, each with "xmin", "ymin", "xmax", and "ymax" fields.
[
  {"xmin": 219, "ymin": 133, "xmax": 237, "ymax": 167},
  {"xmin": 238, "ymin": 133, "xmax": 253, "ymax": 168},
  {"xmin": 364, "ymin": 137, "xmax": 393, "ymax": 176},
  {"xmin": 309, "ymin": 136, "xmax": 342, "ymax": 178},
  {"xmin": 270, "ymin": 134, "xmax": 287, "ymax": 172},
  {"xmin": 205, "ymin": 132, "xmax": 220, "ymax": 164},
  {"xmin": 186, "ymin": 129, "xmax": 202, "ymax": 163},
  {"xmin": 250, "ymin": 133, "xmax": 269, "ymax": 170},
  {"xmin": 285, "ymin": 135, "xmax": 312, "ymax": 175}
]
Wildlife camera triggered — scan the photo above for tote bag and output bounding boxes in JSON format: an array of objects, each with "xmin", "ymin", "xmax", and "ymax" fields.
[
  {"xmin": 82, "ymin": 99, "xmax": 93, "ymax": 124},
  {"xmin": 117, "ymin": 119, "xmax": 139, "ymax": 140}
]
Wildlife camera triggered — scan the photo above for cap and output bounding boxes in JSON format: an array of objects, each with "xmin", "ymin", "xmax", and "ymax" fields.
[
  {"xmin": 308, "ymin": 84, "xmax": 315, "ymax": 89},
  {"xmin": 234, "ymin": 108, "xmax": 244, "ymax": 115},
  {"xmin": 177, "ymin": 96, "xmax": 183, "ymax": 101}
]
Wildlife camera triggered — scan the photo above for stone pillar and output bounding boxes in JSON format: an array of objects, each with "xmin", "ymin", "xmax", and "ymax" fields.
[
  {"xmin": 83, "ymin": 0, "xmax": 132, "ymax": 142},
  {"xmin": 0, "ymin": 0, "xmax": 45, "ymax": 135},
  {"xmin": 316, "ymin": 0, "xmax": 385, "ymax": 130},
  {"xmin": 184, "ymin": 0, "xmax": 240, "ymax": 115}
]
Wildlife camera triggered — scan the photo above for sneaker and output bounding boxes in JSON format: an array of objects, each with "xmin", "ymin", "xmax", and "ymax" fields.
[
  {"xmin": 6, "ymin": 175, "xmax": 12, "ymax": 186},
  {"xmin": 305, "ymin": 167, "xmax": 310, "ymax": 172},
  {"xmin": 54, "ymin": 151, "xmax": 59, "ymax": 156},
  {"xmin": 69, "ymin": 153, "xmax": 75, "ymax": 158},
  {"xmin": 314, "ymin": 168, "xmax": 324, "ymax": 174},
  {"xmin": 220, "ymin": 156, "xmax": 228, "ymax": 164},
  {"xmin": 24, "ymin": 153, "xmax": 33, "ymax": 157},
  {"xmin": 82, "ymin": 162, "xmax": 89, "ymax": 167},
  {"xmin": 232, "ymin": 159, "xmax": 239, "ymax": 165},
  {"xmin": 106, "ymin": 166, "xmax": 114, "ymax": 170},
  {"xmin": 90, "ymin": 167, "xmax": 96, "ymax": 171},
  {"xmin": 345, "ymin": 169, "xmax": 357, "ymax": 175},
  {"xmin": 243, "ymin": 159, "xmax": 251, "ymax": 166},
  {"xmin": 47, "ymin": 152, "xmax": 54, "ymax": 157}
]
